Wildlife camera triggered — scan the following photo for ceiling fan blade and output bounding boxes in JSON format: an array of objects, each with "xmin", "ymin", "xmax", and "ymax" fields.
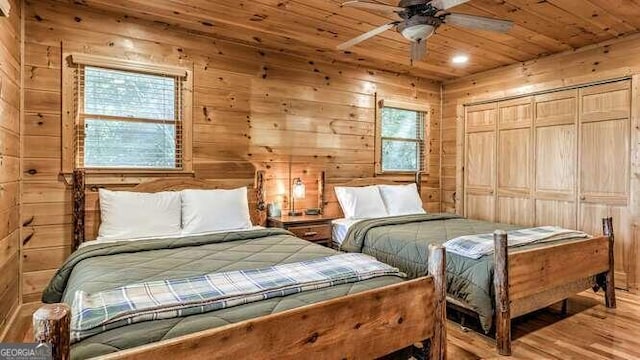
[
  {"xmin": 430, "ymin": 0, "xmax": 470, "ymax": 10},
  {"xmin": 341, "ymin": 1, "xmax": 404, "ymax": 13},
  {"xmin": 337, "ymin": 22, "xmax": 398, "ymax": 50},
  {"xmin": 410, "ymin": 39, "xmax": 428, "ymax": 64},
  {"xmin": 445, "ymin": 13, "xmax": 513, "ymax": 33}
]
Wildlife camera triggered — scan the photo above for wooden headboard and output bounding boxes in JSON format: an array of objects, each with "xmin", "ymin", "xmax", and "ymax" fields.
[
  {"xmin": 72, "ymin": 170, "xmax": 267, "ymax": 250},
  {"xmin": 321, "ymin": 172, "xmax": 422, "ymax": 218}
]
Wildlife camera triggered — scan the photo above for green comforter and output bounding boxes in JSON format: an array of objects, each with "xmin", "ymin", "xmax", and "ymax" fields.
[
  {"xmin": 43, "ymin": 228, "xmax": 403, "ymax": 360},
  {"xmin": 340, "ymin": 213, "xmax": 523, "ymax": 332}
]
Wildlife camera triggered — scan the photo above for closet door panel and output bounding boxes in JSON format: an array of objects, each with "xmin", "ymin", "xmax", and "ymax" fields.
[
  {"xmin": 611, "ymin": 208, "xmax": 633, "ymax": 290},
  {"xmin": 465, "ymin": 131, "xmax": 495, "ymax": 221},
  {"xmin": 464, "ymin": 103, "xmax": 497, "ymax": 221},
  {"xmin": 495, "ymin": 98, "xmax": 532, "ymax": 225},
  {"xmin": 498, "ymin": 128, "xmax": 530, "ymax": 192},
  {"xmin": 535, "ymin": 90, "xmax": 578, "ymax": 127},
  {"xmin": 535, "ymin": 125, "xmax": 576, "ymax": 199},
  {"xmin": 499, "ymin": 98, "xmax": 532, "ymax": 129},
  {"xmin": 497, "ymin": 127, "xmax": 532, "ymax": 225},
  {"xmin": 578, "ymin": 203, "xmax": 609, "ymax": 236},
  {"xmin": 580, "ymin": 119, "xmax": 629, "ymax": 201},
  {"xmin": 578, "ymin": 80, "xmax": 631, "ymax": 289},
  {"xmin": 535, "ymin": 200, "xmax": 576, "ymax": 228},
  {"xmin": 466, "ymin": 103, "xmax": 496, "ymax": 133},
  {"xmin": 581, "ymin": 81, "xmax": 631, "ymax": 122},
  {"xmin": 577, "ymin": 205, "xmax": 631, "ymax": 288},
  {"xmin": 466, "ymin": 194, "xmax": 496, "ymax": 222},
  {"xmin": 534, "ymin": 91, "xmax": 578, "ymax": 229},
  {"xmin": 498, "ymin": 197, "xmax": 533, "ymax": 226},
  {"xmin": 466, "ymin": 131, "xmax": 495, "ymax": 190}
]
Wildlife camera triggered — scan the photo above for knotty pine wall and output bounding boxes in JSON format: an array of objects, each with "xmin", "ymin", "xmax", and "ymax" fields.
[
  {"xmin": 0, "ymin": 0, "xmax": 21, "ymax": 335},
  {"xmin": 21, "ymin": 0, "xmax": 441, "ymax": 302}
]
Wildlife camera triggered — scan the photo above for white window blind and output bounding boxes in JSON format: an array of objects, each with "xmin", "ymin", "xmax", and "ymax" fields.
[
  {"xmin": 380, "ymin": 107, "xmax": 425, "ymax": 172},
  {"xmin": 74, "ymin": 65, "xmax": 184, "ymax": 170}
]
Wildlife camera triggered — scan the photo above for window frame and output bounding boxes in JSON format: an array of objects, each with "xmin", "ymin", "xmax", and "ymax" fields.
[
  {"xmin": 375, "ymin": 98, "xmax": 429, "ymax": 175},
  {"xmin": 61, "ymin": 53, "xmax": 193, "ymax": 175}
]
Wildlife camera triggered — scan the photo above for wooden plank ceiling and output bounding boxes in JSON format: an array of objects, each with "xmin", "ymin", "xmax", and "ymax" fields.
[{"xmin": 66, "ymin": 0, "xmax": 640, "ymax": 80}]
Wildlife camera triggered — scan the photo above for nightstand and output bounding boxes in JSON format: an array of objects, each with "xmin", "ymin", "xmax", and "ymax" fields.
[{"xmin": 267, "ymin": 214, "xmax": 336, "ymax": 247}]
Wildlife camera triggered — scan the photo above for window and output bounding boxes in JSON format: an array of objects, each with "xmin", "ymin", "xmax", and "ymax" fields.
[
  {"xmin": 81, "ymin": 67, "xmax": 180, "ymax": 169},
  {"xmin": 378, "ymin": 104, "xmax": 426, "ymax": 173},
  {"xmin": 62, "ymin": 54, "xmax": 192, "ymax": 173}
]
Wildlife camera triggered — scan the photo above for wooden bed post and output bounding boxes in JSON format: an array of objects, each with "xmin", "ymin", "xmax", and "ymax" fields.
[
  {"xmin": 255, "ymin": 170, "xmax": 266, "ymax": 210},
  {"xmin": 494, "ymin": 230, "xmax": 511, "ymax": 356},
  {"xmin": 415, "ymin": 171, "xmax": 422, "ymax": 195},
  {"xmin": 602, "ymin": 217, "xmax": 616, "ymax": 309},
  {"xmin": 426, "ymin": 245, "xmax": 446, "ymax": 360},
  {"xmin": 72, "ymin": 169, "xmax": 85, "ymax": 251},
  {"xmin": 33, "ymin": 303, "xmax": 71, "ymax": 360}
]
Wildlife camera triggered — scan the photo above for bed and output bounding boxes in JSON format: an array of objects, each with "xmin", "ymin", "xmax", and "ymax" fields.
[
  {"xmin": 33, "ymin": 170, "xmax": 447, "ymax": 360},
  {"xmin": 322, "ymin": 173, "xmax": 616, "ymax": 356}
]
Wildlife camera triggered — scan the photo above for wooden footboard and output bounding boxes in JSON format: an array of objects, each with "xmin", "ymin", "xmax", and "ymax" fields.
[
  {"xmin": 493, "ymin": 217, "xmax": 616, "ymax": 356},
  {"xmin": 34, "ymin": 247, "xmax": 447, "ymax": 360}
]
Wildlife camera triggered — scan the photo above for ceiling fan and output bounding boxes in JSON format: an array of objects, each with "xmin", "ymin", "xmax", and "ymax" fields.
[{"xmin": 337, "ymin": 0, "xmax": 514, "ymax": 63}]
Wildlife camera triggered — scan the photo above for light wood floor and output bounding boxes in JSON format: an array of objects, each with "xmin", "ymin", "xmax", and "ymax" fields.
[
  {"xmin": 449, "ymin": 290, "xmax": 640, "ymax": 359},
  {"xmin": 4, "ymin": 291, "xmax": 640, "ymax": 359}
]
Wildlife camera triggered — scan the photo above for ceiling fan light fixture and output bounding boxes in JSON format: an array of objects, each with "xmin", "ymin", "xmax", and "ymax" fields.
[
  {"xmin": 338, "ymin": 0, "xmax": 511, "ymax": 63},
  {"xmin": 452, "ymin": 54, "xmax": 469, "ymax": 64},
  {"xmin": 400, "ymin": 24, "xmax": 436, "ymax": 42}
]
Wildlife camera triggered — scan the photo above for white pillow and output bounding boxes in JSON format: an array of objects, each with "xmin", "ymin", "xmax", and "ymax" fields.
[
  {"xmin": 378, "ymin": 183, "xmax": 426, "ymax": 216},
  {"xmin": 334, "ymin": 186, "xmax": 388, "ymax": 219},
  {"xmin": 181, "ymin": 187, "xmax": 252, "ymax": 235},
  {"xmin": 98, "ymin": 189, "xmax": 182, "ymax": 241}
]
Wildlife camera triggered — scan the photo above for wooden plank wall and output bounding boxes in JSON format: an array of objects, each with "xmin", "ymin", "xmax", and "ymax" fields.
[
  {"xmin": 0, "ymin": 0, "xmax": 21, "ymax": 335},
  {"xmin": 442, "ymin": 33, "xmax": 640, "ymax": 290},
  {"xmin": 20, "ymin": 0, "xmax": 441, "ymax": 302}
]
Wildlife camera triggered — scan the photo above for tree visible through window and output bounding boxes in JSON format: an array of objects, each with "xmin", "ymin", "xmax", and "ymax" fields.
[
  {"xmin": 80, "ymin": 66, "xmax": 182, "ymax": 169},
  {"xmin": 380, "ymin": 107, "xmax": 425, "ymax": 172}
]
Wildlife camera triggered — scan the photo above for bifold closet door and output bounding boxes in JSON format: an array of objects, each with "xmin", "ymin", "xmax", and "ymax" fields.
[
  {"xmin": 533, "ymin": 90, "xmax": 578, "ymax": 229},
  {"xmin": 578, "ymin": 80, "xmax": 631, "ymax": 289},
  {"xmin": 464, "ymin": 103, "xmax": 496, "ymax": 221},
  {"xmin": 496, "ymin": 98, "xmax": 533, "ymax": 226}
]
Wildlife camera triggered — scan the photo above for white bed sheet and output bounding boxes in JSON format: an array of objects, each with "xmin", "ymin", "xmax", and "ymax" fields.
[
  {"xmin": 80, "ymin": 226, "xmax": 265, "ymax": 249},
  {"xmin": 331, "ymin": 218, "xmax": 363, "ymax": 246}
]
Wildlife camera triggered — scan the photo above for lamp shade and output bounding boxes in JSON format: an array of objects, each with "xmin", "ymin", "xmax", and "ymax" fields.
[{"xmin": 292, "ymin": 178, "xmax": 305, "ymax": 199}]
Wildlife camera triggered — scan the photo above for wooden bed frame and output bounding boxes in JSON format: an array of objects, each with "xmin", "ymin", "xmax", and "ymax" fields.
[
  {"xmin": 33, "ymin": 169, "xmax": 447, "ymax": 360},
  {"xmin": 322, "ymin": 173, "xmax": 616, "ymax": 356}
]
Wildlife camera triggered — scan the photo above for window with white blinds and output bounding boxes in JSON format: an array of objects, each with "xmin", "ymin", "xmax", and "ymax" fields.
[
  {"xmin": 75, "ymin": 65, "xmax": 184, "ymax": 170},
  {"xmin": 380, "ymin": 106, "xmax": 426, "ymax": 173}
]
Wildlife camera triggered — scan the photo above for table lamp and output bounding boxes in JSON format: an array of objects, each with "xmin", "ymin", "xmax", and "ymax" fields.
[{"xmin": 289, "ymin": 177, "xmax": 305, "ymax": 216}]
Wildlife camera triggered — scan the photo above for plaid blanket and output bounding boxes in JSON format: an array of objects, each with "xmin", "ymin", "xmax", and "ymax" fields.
[
  {"xmin": 70, "ymin": 253, "xmax": 403, "ymax": 343},
  {"xmin": 443, "ymin": 226, "xmax": 589, "ymax": 259}
]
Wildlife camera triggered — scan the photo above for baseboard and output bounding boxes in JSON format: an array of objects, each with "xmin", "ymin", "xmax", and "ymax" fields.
[
  {"xmin": 0, "ymin": 302, "xmax": 42, "ymax": 343},
  {"xmin": 0, "ymin": 301, "xmax": 21, "ymax": 342}
]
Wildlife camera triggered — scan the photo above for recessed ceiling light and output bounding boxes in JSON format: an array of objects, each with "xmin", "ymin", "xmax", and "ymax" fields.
[{"xmin": 452, "ymin": 55, "xmax": 469, "ymax": 64}]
